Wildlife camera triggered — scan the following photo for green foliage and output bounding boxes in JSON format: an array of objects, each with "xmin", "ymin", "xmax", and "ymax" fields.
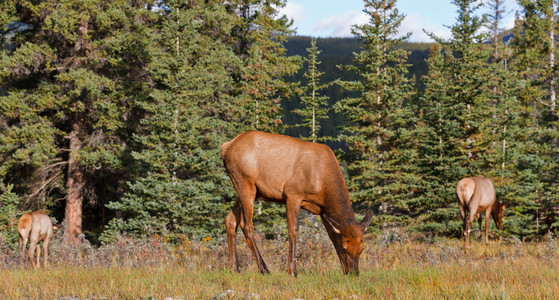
[
  {"xmin": 0, "ymin": 0, "xmax": 558, "ymax": 246},
  {"xmin": 0, "ymin": 0, "xmax": 154, "ymax": 240},
  {"xmin": 0, "ymin": 182, "xmax": 19, "ymax": 249},
  {"xmin": 510, "ymin": 0, "xmax": 559, "ymax": 236},
  {"xmin": 102, "ymin": 0, "xmax": 300, "ymax": 241},
  {"xmin": 334, "ymin": 0, "xmax": 416, "ymax": 226},
  {"xmin": 413, "ymin": 0, "xmax": 495, "ymax": 233},
  {"xmin": 232, "ymin": 0, "xmax": 301, "ymax": 133},
  {"xmin": 102, "ymin": 0, "xmax": 239, "ymax": 242},
  {"xmin": 292, "ymin": 39, "xmax": 330, "ymax": 142}
]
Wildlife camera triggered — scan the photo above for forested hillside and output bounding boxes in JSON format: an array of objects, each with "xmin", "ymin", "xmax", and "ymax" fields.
[
  {"xmin": 0, "ymin": 0, "xmax": 557, "ymax": 249},
  {"xmin": 283, "ymin": 36, "xmax": 431, "ymax": 149}
]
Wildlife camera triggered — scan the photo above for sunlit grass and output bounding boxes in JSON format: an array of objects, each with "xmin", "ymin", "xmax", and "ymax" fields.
[{"xmin": 1, "ymin": 232, "xmax": 558, "ymax": 299}]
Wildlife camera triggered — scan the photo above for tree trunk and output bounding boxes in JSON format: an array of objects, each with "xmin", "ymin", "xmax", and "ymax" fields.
[{"xmin": 64, "ymin": 121, "xmax": 84, "ymax": 245}]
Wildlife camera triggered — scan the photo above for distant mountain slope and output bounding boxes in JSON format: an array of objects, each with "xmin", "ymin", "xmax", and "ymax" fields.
[
  {"xmin": 285, "ymin": 36, "xmax": 432, "ymax": 87},
  {"xmin": 283, "ymin": 36, "xmax": 433, "ymax": 146}
]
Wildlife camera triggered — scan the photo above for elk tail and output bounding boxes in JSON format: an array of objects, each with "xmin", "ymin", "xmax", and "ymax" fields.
[
  {"xmin": 459, "ymin": 183, "xmax": 475, "ymax": 204},
  {"xmin": 220, "ymin": 140, "xmax": 232, "ymax": 159},
  {"xmin": 221, "ymin": 132, "xmax": 247, "ymax": 159}
]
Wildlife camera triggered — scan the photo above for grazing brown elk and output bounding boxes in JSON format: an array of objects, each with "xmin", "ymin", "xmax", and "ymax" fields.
[
  {"xmin": 17, "ymin": 211, "xmax": 54, "ymax": 269},
  {"xmin": 456, "ymin": 177, "xmax": 506, "ymax": 248},
  {"xmin": 221, "ymin": 131, "xmax": 373, "ymax": 276}
]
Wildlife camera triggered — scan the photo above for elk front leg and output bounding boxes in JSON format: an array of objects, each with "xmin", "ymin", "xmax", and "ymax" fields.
[
  {"xmin": 477, "ymin": 213, "xmax": 483, "ymax": 241},
  {"xmin": 286, "ymin": 198, "xmax": 301, "ymax": 277},
  {"xmin": 484, "ymin": 208, "xmax": 492, "ymax": 244}
]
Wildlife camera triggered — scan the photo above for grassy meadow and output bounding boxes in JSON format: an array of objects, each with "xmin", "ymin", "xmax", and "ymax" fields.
[{"xmin": 1, "ymin": 228, "xmax": 558, "ymax": 299}]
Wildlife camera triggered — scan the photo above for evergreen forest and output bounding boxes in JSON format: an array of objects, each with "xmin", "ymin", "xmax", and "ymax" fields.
[{"xmin": 0, "ymin": 0, "xmax": 558, "ymax": 248}]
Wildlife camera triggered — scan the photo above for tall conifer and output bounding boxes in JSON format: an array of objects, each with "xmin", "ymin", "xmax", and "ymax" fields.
[
  {"xmin": 293, "ymin": 39, "xmax": 330, "ymax": 142},
  {"xmin": 335, "ymin": 0, "xmax": 415, "ymax": 228},
  {"xmin": 416, "ymin": 0, "xmax": 492, "ymax": 234},
  {"xmin": 511, "ymin": 0, "xmax": 559, "ymax": 235},
  {"xmin": 0, "ymin": 0, "xmax": 153, "ymax": 244},
  {"xmin": 102, "ymin": 0, "xmax": 243, "ymax": 241}
]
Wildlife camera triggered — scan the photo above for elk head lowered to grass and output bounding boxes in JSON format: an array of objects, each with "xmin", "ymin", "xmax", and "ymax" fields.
[
  {"xmin": 221, "ymin": 131, "xmax": 373, "ymax": 276},
  {"xmin": 456, "ymin": 176, "xmax": 506, "ymax": 249},
  {"xmin": 17, "ymin": 211, "xmax": 54, "ymax": 269}
]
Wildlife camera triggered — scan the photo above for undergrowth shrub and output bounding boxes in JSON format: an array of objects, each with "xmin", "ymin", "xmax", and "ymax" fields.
[{"xmin": 1, "ymin": 223, "xmax": 558, "ymax": 273}]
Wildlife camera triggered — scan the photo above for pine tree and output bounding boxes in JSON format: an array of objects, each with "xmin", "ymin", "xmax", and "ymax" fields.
[
  {"xmin": 102, "ymin": 0, "xmax": 242, "ymax": 242},
  {"xmin": 416, "ymin": 0, "xmax": 493, "ymax": 235},
  {"xmin": 482, "ymin": 0, "xmax": 527, "ymax": 236},
  {"xmin": 334, "ymin": 0, "xmax": 415, "ymax": 228},
  {"xmin": 0, "ymin": 182, "xmax": 19, "ymax": 248},
  {"xmin": 292, "ymin": 39, "xmax": 330, "ymax": 142},
  {"xmin": 0, "ymin": 0, "xmax": 153, "ymax": 244},
  {"xmin": 231, "ymin": 0, "xmax": 300, "ymax": 133},
  {"xmin": 511, "ymin": 0, "xmax": 559, "ymax": 235},
  {"xmin": 226, "ymin": 0, "xmax": 301, "ymax": 236}
]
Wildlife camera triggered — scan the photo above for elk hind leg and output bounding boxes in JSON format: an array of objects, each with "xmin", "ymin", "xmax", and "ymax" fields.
[
  {"xmin": 458, "ymin": 204, "xmax": 469, "ymax": 248},
  {"xmin": 28, "ymin": 240, "xmax": 38, "ymax": 269},
  {"xmin": 43, "ymin": 236, "xmax": 51, "ymax": 268},
  {"xmin": 477, "ymin": 213, "xmax": 483, "ymax": 241},
  {"xmin": 465, "ymin": 207, "xmax": 477, "ymax": 249},
  {"xmin": 484, "ymin": 208, "xmax": 492, "ymax": 244},
  {"xmin": 237, "ymin": 184, "xmax": 269, "ymax": 274},
  {"xmin": 19, "ymin": 232, "xmax": 28, "ymax": 265},
  {"xmin": 225, "ymin": 201, "xmax": 243, "ymax": 272}
]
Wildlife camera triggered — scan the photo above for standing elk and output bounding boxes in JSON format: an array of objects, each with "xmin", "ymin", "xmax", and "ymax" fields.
[
  {"xmin": 221, "ymin": 131, "xmax": 373, "ymax": 276},
  {"xmin": 17, "ymin": 211, "xmax": 54, "ymax": 269},
  {"xmin": 456, "ymin": 177, "xmax": 506, "ymax": 248}
]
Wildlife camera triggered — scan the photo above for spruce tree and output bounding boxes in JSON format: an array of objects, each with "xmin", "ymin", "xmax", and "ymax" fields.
[
  {"xmin": 226, "ymin": 0, "xmax": 301, "ymax": 236},
  {"xmin": 334, "ymin": 0, "xmax": 415, "ymax": 228},
  {"xmin": 292, "ymin": 39, "xmax": 330, "ymax": 142},
  {"xmin": 231, "ymin": 0, "xmax": 300, "ymax": 133},
  {"xmin": 482, "ymin": 0, "xmax": 527, "ymax": 237},
  {"xmin": 0, "ymin": 0, "xmax": 153, "ymax": 244},
  {"xmin": 511, "ymin": 0, "xmax": 559, "ymax": 235},
  {"xmin": 416, "ymin": 0, "xmax": 493, "ymax": 235},
  {"xmin": 102, "ymin": 0, "xmax": 242, "ymax": 241}
]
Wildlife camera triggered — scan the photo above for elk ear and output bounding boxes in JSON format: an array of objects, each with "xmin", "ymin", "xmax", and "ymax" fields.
[
  {"xmin": 501, "ymin": 201, "xmax": 508, "ymax": 210},
  {"xmin": 359, "ymin": 212, "xmax": 373, "ymax": 231},
  {"xmin": 322, "ymin": 214, "xmax": 341, "ymax": 234}
]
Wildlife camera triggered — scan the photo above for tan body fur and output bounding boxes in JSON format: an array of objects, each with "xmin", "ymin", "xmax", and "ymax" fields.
[
  {"xmin": 456, "ymin": 177, "xmax": 506, "ymax": 248},
  {"xmin": 17, "ymin": 211, "xmax": 53, "ymax": 269},
  {"xmin": 221, "ymin": 131, "xmax": 372, "ymax": 276}
]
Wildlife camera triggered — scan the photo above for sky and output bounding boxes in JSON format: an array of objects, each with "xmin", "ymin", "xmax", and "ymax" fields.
[{"xmin": 279, "ymin": 0, "xmax": 521, "ymax": 43}]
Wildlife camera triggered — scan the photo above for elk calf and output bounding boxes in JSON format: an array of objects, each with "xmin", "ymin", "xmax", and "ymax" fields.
[{"xmin": 17, "ymin": 211, "xmax": 53, "ymax": 269}]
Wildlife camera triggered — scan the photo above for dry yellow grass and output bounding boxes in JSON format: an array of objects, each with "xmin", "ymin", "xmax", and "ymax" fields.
[{"xmin": 1, "ymin": 232, "xmax": 558, "ymax": 299}]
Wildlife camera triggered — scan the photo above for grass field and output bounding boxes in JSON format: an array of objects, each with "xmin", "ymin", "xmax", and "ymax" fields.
[{"xmin": 1, "ymin": 229, "xmax": 558, "ymax": 299}]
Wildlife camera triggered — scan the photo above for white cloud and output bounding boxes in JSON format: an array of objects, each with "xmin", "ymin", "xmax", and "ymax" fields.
[
  {"xmin": 503, "ymin": 14, "xmax": 517, "ymax": 30},
  {"xmin": 312, "ymin": 10, "xmax": 369, "ymax": 37},
  {"xmin": 396, "ymin": 13, "xmax": 451, "ymax": 43},
  {"xmin": 278, "ymin": 2, "xmax": 305, "ymax": 25},
  {"xmin": 309, "ymin": 11, "xmax": 451, "ymax": 42}
]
